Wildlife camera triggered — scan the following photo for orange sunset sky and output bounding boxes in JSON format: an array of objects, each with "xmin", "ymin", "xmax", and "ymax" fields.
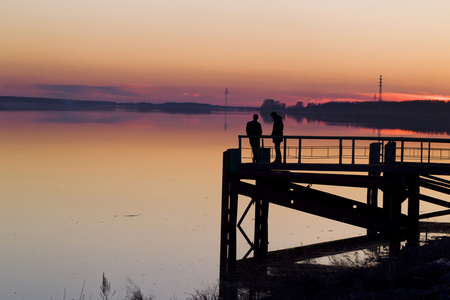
[{"xmin": 2, "ymin": 0, "xmax": 450, "ymax": 106}]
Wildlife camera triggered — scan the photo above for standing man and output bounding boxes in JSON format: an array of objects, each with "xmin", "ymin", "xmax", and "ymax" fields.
[
  {"xmin": 246, "ymin": 114, "xmax": 262, "ymax": 163},
  {"xmin": 271, "ymin": 111, "xmax": 284, "ymax": 163}
]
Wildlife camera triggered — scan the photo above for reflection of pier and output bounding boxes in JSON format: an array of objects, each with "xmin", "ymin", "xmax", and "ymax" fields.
[{"xmin": 220, "ymin": 136, "xmax": 450, "ymax": 298}]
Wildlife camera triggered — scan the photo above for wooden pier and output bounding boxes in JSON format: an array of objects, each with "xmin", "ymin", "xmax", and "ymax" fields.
[{"xmin": 220, "ymin": 135, "xmax": 450, "ymax": 298}]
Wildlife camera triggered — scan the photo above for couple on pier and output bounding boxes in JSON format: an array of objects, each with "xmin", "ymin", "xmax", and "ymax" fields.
[{"xmin": 246, "ymin": 111, "xmax": 284, "ymax": 163}]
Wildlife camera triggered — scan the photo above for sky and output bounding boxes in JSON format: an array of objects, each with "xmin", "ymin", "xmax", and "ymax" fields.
[{"xmin": 2, "ymin": 0, "xmax": 450, "ymax": 106}]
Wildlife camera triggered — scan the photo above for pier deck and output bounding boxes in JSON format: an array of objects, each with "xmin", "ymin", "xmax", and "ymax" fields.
[{"xmin": 220, "ymin": 135, "xmax": 450, "ymax": 298}]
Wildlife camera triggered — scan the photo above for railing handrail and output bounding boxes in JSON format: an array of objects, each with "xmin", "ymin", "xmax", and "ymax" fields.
[
  {"xmin": 238, "ymin": 135, "xmax": 450, "ymax": 165},
  {"xmin": 239, "ymin": 135, "xmax": 450, "ymax": 143}
]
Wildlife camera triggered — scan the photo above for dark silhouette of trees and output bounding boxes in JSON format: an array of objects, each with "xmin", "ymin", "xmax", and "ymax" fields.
[{"xmin": 260, "ymin": 99, "xmax": 286, "ymax": 112}]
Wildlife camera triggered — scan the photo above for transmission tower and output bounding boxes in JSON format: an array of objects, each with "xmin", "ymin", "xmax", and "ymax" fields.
[
  {"xmin": 224, "ymin": 88, "xmax": 228, "ymax": 131},
  {"xmin": 378, "ymin": 75, "xmax": 382, "ymax": 102},
  {"xmin": 225, "ymin": 88, "xmax": 228, "ymax": 107}
]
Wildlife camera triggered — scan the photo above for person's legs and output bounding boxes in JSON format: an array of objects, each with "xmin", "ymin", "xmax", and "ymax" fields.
[
  {"xmin": 252, "ymin": 146, "xmax": 258, "ymax": 162},
  {"xmin": 250, "ymin": 139, "xmax": 259, "ymax": 163},
  {"xmin": 274, "ymin": 141, "xmax": 282, "ymax": 163}
]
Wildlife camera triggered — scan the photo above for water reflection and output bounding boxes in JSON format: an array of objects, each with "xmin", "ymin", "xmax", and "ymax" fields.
[{"xmin": 0, "ymin": 110, "xmax": 449, "ymax": 300}]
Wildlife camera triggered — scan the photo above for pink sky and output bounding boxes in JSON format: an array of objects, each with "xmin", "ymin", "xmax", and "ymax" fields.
[{"xmin": 2, "ymin": 1, "xmax": 450, "ymax": 106}]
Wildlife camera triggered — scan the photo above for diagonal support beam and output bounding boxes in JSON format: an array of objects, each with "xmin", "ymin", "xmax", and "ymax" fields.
[
  {"xmin": 237, "ymin": 181, "xmax": 397, "ymax": 232},
  {"xmin": 237, "ymin": 199, "xmax": 254, "ymax": 259}
]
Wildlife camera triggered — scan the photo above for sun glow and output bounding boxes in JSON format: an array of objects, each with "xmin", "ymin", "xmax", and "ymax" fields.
[{"xmin": 2, "ymin": 1, "xmax": 450, "ymax": 106}]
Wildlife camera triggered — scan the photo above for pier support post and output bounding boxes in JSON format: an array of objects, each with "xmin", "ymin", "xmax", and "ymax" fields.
[
  {"xmin": 254, "ymin": 188, "xmax": 269, "ymax": 260},
  {"xmin": 385, "ymin": 141, "xmax": 396, "ymax": 164},
  {"xmin": 220, "ymin": 150, "xmax": 239, "ymax": 299},
  {"xmin": 406, "ymin": 174, "xmax": 420, "ymax": 247},
  {"xmin": 367, "ymin": 142, "xmax": 381, "ymax": 235},
  {"xmin": 383, "ymin": 141, "xmax": 403, "ymax": 255},
  {"xmin": 383, "ymin": 172, "xmax": 403, "ymax": 256},
  {"xmin": 254, "ymin": 149, "xmax": 270, "ymax": 261}
]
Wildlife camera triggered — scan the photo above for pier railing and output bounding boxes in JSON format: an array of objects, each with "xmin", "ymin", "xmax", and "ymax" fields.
[{"xmin": 238, "ymin": 135, "xmax": 450, "ymax": 165}]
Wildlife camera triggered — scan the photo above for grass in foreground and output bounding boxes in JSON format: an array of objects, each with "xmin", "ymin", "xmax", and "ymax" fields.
[{"xmin": 54, "ymin": 236, "xmax": 450, "ymax": 300}]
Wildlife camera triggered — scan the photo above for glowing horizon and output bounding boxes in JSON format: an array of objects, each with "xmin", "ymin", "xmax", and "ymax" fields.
[{"xmin": 2, "ymin": 1, "xmax": 450, "ymax": 106}]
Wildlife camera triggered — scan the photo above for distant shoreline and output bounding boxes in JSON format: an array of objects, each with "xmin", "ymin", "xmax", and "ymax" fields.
[
  {"xmin": 2, "ymin": 95, "xmax": 450, "ymax": 134},
  {"xmin": 1, "ymin": 95, "xmax": 449, "ymax": 116},
  {"xmin": 0, "ymin": 95, "xmax": 258, "ymax": 113}
]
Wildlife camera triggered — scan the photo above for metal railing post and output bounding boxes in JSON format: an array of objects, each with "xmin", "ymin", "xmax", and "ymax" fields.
[
  {"xmin": 339, "ymin": 139, "xmax": 343, "ymax": 164},
  {"xmin": 428, "ymin": 142, "xmax": 431, "ymax": 163},
  {"xmin": 298, "ymin": 138, "xmax": 302, "ymax": 164},
  {"xmin": 401, "ymin": 140, "xmax": 404, "ymax": 162},
  {"xmin": 420, "ymin": 141, "xmax": 423, "ymax": 163},
  {"xmin": 351, "ymin": 139, "xmax": 355, "ymax": 164},
  {"xmin": 238, "ymin": 136, "xmax": 242, "ymax": 163}
]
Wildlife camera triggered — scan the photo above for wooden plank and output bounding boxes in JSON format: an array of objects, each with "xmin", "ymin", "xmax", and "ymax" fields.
[
  {"xmin": 236, "ymin": 235, "xmax": 389, "ymax": 268},
  {"xmin": 239, "ymin": 170, "xmax": 390, "ymax": 189},
  {"xmin": 420, "ymin": 178, "xmax": 450, "ymax": 194},
  {"xmin": 419, "ymin": 209, "xmax": 450, "ymax": 220},
  {"xmin": 420, "ymin": 194, "xmax": 450, "ymax": 209},
  {"xmin": 241, "ymin": 162, "xmax": 450, "ymax": 175},
  {"xmin": 422, "ymin": 174, "xmax": 450, "ymax": 186}
]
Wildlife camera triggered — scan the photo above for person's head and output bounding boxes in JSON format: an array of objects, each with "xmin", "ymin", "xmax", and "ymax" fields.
[
  {"xmin": 271, "ymin": 111, "xmax": 277, "ymax": 120},
  {"xmin": 253, "ymin": 114, "xmax": 258, "ymax": 121}
]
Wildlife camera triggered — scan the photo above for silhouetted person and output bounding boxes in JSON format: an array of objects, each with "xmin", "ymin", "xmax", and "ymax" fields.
[
  {"xmin": 246, "ymin": 114, "xmax": 262, "ymax": 163},
  {"xmin": 271, "ymin": 111, "xmax": 284, "ymax": 163}
]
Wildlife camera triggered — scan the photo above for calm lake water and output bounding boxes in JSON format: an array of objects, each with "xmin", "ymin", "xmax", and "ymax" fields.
[{"xmin": 0, "ymin": 110, "xmax": 449, "ymax": 299}]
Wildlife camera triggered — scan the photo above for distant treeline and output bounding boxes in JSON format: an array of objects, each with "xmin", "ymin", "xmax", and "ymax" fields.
[
  {"xmin": 260, "ymin": 98, "xmax": 450, "ymax": 135},
  {"xmin": 260, "ymin": 98, "xmax": 450, "ymax": 117},
  {"xmin": 0, "ymin": 96, "xmax": 258, "ymax": 113},
  {"xmin": 0, "ymin": 96, "xmax": 118, "ymax": 111}
]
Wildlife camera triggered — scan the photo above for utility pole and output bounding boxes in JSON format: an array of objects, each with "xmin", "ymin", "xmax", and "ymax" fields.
[
  {"xmin": 224, "ymin": 88, "xmax": 228, "ymax": 131},
  {"xmin": 377, "ymin": 75, "xmax": 383, "ymax": 138},
  {"xmin": 225, "ymin": 88, "xmax": 228, "ymax": 107},
  {"xmin": 378, "ymin": 75, "xmax": 382, "ymax": 102}
]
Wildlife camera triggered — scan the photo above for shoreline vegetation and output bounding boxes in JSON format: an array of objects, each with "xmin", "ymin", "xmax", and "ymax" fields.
[
  {"xmin": 58, "ymin": 236, "xmax": 450, "ymax": 300},
  {"xmin": 3, "ymin": 96, "xmax": 450, "ymax": 134}
]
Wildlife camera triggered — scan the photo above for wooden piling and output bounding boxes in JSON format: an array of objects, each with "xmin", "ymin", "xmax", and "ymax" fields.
[
  {"xmin": 367, "ymin": 142, "xmax": 381, "ymax": 235},
  {"xmin": 254, "ymin": 195, "xmax": 269, "ymax": 260},
  {"xmin": 219, "ymin": 150, "xmax": 238, "ymax": 299},
  {"xmin": 384, "ymin": 172, "xmax": 403, "ymax": 256},
  {"xmin": 406, "ymin": 174, "xmax": 420, "ymax": 247}
]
